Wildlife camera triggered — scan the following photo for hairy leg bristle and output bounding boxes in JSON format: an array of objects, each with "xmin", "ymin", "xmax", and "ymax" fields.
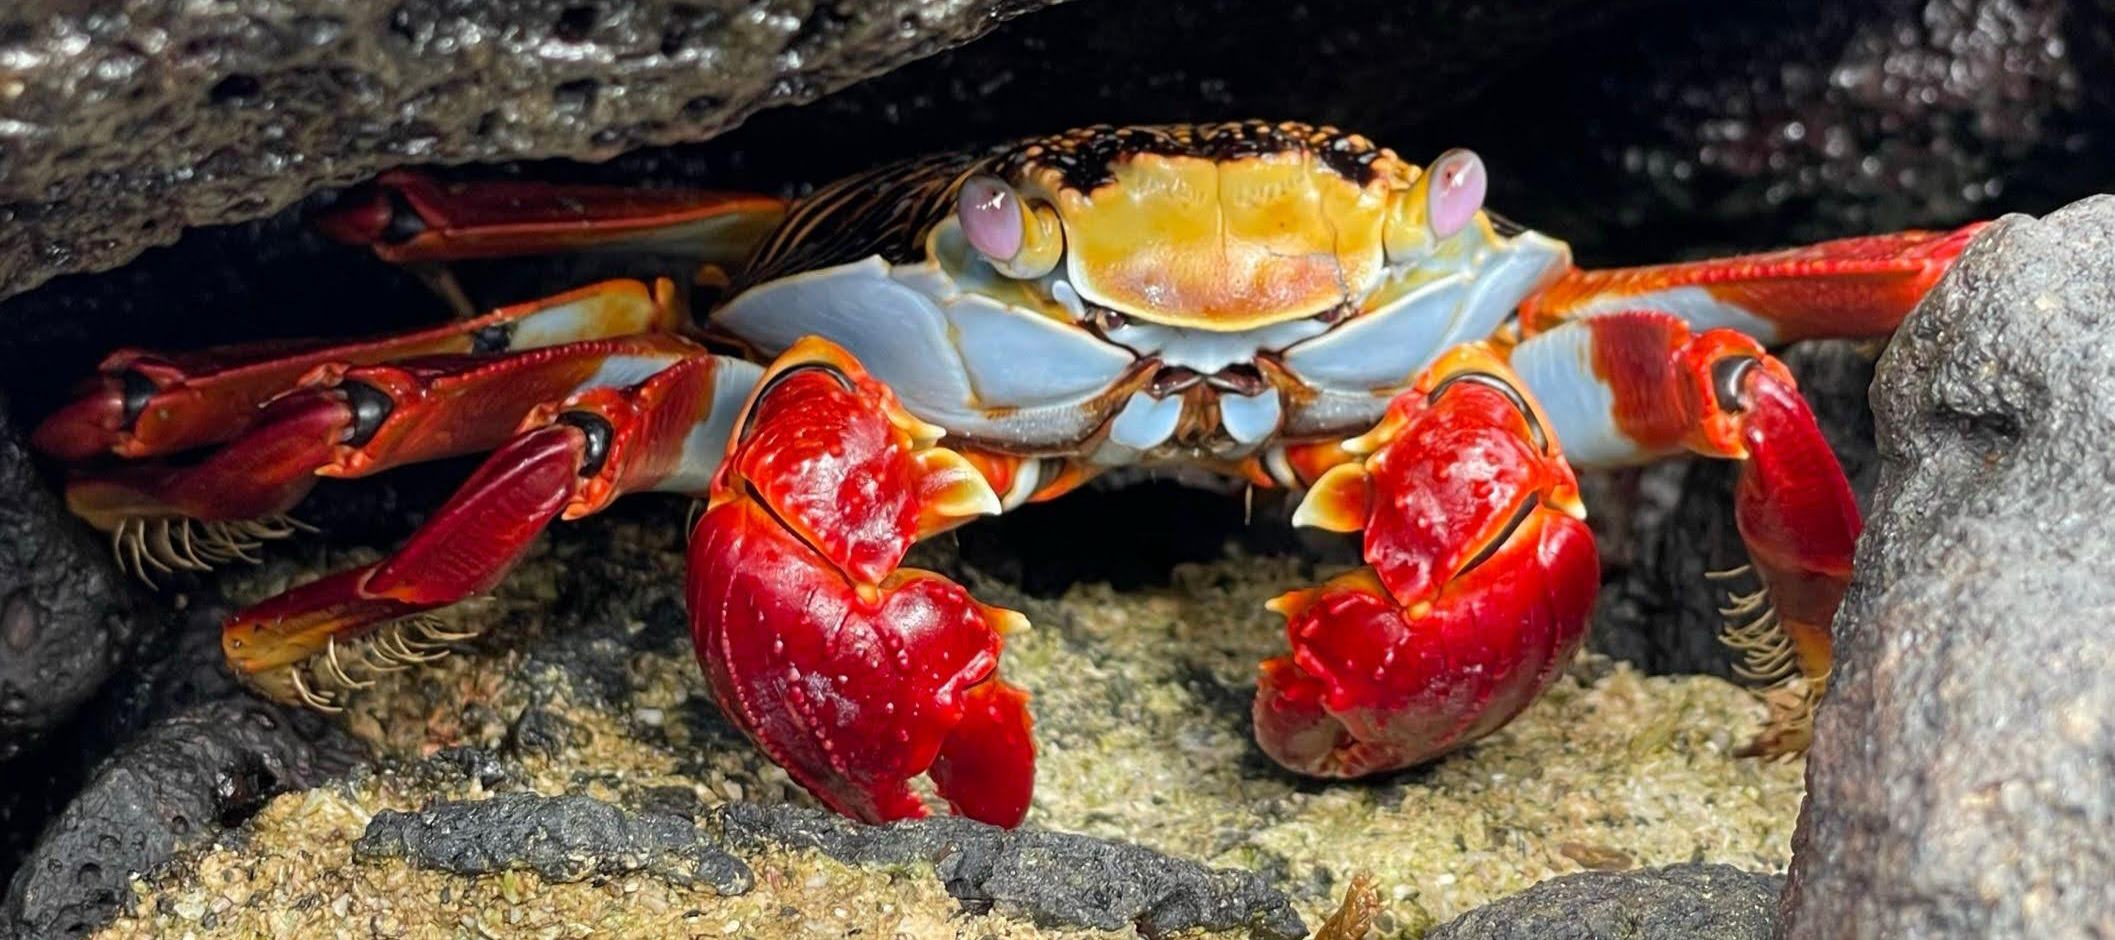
[
  {"xmin": 246, "ymin": 610, "xmax": 493, "ymax": 714},
  {"xmin": 1710, "ymin": 562, "xmax": 1823, "ymax": 759},
  {"xmin": 109, "ymin": 514, "xmax": 315, "ymax": 585}
]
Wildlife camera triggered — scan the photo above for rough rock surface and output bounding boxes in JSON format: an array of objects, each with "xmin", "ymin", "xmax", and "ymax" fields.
[
  {"xmin": 356, "ymin": 792, "xmax": 753, "ymax": 893},
  {"xmin": 0, "ymin": 396, "xmax": 149, "ymax": 762},
  {"xmin": 1781, "ymin": 196, "xmax": 2115, "ymax": 937},
  {"xmin": 0, "ymin": 0, "xmax": 1058, "ymax": 300},
  {"xmin": 2, "ymin": 698, "xmax": 361, "ymax": 940},
  {"xmin": 1426, "ymin": 864, "xmax": 1782, "ymax": 940},
  {"xmin": 717, "ymin": 803, "xmax": 1305, "ymax": 938}
]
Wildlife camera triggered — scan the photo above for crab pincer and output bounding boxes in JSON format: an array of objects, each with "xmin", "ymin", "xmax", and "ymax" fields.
[
  {"xmin": 687, "ymin": 338, "xmax": 1035, "ymax": 827},
  {"xmin": 1256, "ymin": 347, "xmax": 1600, "ymax": 777}
]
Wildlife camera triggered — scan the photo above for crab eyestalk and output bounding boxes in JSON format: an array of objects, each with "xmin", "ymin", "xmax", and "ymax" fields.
[{"xmin": 1384, "ymin": 148, "xmax": 1490, "ymax": 261}]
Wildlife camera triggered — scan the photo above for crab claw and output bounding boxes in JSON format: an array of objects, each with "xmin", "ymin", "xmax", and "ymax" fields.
[
  {"xmin": 688, "ymin": 337, "xmax": 1031, "ymax": 826},
  {"xmin": 1259, "ymin": 348, "xmax": 1600, "ymax": 777}
]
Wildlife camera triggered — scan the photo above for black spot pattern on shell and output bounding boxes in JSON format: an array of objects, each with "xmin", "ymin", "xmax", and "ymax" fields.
[
  {"xmin": 729, "ymin": 147, "xmax": 1000, "ymax": 292},
  {"xmin": 726, "ymin": 121, "xmax": 1395, "ymax": 298},
  {"xmin": 997, "ymin": 121, "xmax": 1391, "ymax": 193}
]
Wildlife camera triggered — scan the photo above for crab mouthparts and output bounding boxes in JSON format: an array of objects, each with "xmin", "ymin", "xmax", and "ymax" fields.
[{"xmin": 1144, "ymin": 362, "xmax": 1269, "ymax": 398}]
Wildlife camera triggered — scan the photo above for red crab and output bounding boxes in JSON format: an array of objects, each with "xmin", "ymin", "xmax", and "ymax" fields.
[{"xmin": 31, "ymin": 122, "xmax": 1979, "ymax": 827}]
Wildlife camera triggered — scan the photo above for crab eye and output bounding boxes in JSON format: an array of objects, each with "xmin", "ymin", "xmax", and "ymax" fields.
[
  {"xmin": 955, "ymin": 174, "xmax": 1063, "ymax": 280},
  {"xmin": 958, "ymin": 176, "xmax": 1024, "ymax": 263},
  {"xmin": 1426, "ymin": 149, "xmax": 1486, "ymax": 240}
]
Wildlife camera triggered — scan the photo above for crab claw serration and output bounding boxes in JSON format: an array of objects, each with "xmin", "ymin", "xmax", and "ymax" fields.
[
  {"xmin": 687, "ymin": 337, "xmax": 1034, "ymax": 827},
  {"xmin": 1256, "ymin": 349, "xmax": 1600, "ymax": 778}
]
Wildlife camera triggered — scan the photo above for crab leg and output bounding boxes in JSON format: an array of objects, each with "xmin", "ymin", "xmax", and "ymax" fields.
[
  {"xmin": 32, "ymin": 278, "xmax": 685, "ymax": 461},
  {"xmin": 220, "ymin": 348, "xmax": 761, "ymax": 710},
  {"xmin": 688, "ymin": 337, "xmax": 1035, "ymax": 827},
  {"xmin": 1508, "ymin": 310, "xmax": 1860, "ymax": 754},
  {"xmin": 1515, "ymin": 223, "xmax": 1984, "ymax": 344},
  {"xmin": 1258, "ymin": 346, "xmax": 1601, "ymax": 777},
  {"xmin": 317, "ymin": 170, "xmax": 786, "ymax": 266},
  {"xmin": 67, "ymin": 334, "xmax": 712, "ymax": 580}
]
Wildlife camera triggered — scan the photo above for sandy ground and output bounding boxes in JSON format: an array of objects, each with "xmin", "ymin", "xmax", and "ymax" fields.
[{"xmin": 97, "ymin": 514, "xmax": 1804, "ymax": 938}]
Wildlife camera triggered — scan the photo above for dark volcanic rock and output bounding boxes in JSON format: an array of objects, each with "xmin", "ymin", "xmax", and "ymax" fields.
[
  {"xmin": 356, "ymin": 792, "xmax": 753, "ymax": 893},
  {"xmin": 1782, "ymin": 196, "xmax": 2115, "ymax": 936},
  {"xmin": 2, "ymin": 698, "xmax": 360, "ymax": 940},
  {"xmin": 1427, "ymin": 864, "xmax": 1782, "ymax": 940},
  {"xmin": 0, "ymin": 394, "xmax": 150, "ymax": 762},
  {"xmin": 718, "ymin": 802, "xmax": 1308, "ymax": 939},
  {"xmin": 0, "ymin": 0, "xmax": 1058, "ymax": 301}
]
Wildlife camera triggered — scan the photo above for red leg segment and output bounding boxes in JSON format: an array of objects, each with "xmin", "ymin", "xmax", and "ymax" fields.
[
  {"xmin": 31, "ymin": 278, "xmax": 684, "ymax": 462},
  {"xmin": 317, "ymin": 170, "xmax": 787, "ymax": 266},
  {"xmin": 66, "ymin": 334, "xmax": 715, "ymax": 581},
  {"xmin": 1257, "ymin": 346, "xmax": 1601, "ymax": 777},
  {"xmin": 1508, "ymin": 310, "xmax": 1861, "ymax": 754},
  {"xmin": 1516, "ymin": 224, "xmax": 1984, "ymax": 344},
  {"xmin": 221, "ymin": 347, "xmax": 757, "ymax": 710},
  {"xmin": 687, "ymin": 337, "xmax": 1034, "ymax": 827}
]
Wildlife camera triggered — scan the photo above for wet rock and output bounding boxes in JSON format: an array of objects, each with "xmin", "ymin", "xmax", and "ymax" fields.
[
  {"xmin": 718, "ymin": 802, "xmax": 1308, "ymax": 939},
  {"xmin": 2, "ymin": 698, "xmax": 360, "ymax": 939},
  {"xmin": 1427, "ymin": 864, "xmax": 1782, "ymax": 940},
  {"xmin": 0, "ymin": 395, "xmax": 149, "ymax": 763},
  {"xmin": 1782, "ymin": 195, "xmax": 2115, "ymax": 936},
  {"xmin": 1516, "ymin": 0, "xmax": 2114, "ymax": 253},
  {"xmin": 356, "ymin": 792, "xmax": 753, "ymax": 894},
  {"xmin": 0, "ymin": 0, "xmax": 1060, "ymax": 300}
]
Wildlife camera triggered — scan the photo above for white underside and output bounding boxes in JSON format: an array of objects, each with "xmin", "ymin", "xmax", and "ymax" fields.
[{"xmin": 710, "ymin": 229, "xmax": 1572, "ymax": 464}]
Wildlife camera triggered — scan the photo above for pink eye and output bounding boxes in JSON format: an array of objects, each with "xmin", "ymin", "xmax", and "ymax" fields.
[
  {"xmin": 1427, "ymin": 149, "xmax": 1486, "ymax": 239},
  {"xmin": 957, "ymin": 175, "xmax": 1023, "ymax": 262}
]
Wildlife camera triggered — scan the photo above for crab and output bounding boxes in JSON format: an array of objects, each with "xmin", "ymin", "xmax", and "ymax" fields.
[{"xmin": 30, "ymin": 122, "xmax": 1980, "ymax": 828}]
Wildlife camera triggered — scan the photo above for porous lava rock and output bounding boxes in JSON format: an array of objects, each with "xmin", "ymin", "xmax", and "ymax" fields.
[{"xmin": 1781, "ymin": 196, "xmax": 2115, "ymax": 937}]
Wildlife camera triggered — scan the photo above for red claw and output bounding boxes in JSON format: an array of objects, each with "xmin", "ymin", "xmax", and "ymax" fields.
[
  {"xmin": 1260, "ymin": 348, "xmax": 1600, "ymax": 777},
  {"xmin": 689, "ymin": 338, "xmax": 1030, "ymax": 826}
]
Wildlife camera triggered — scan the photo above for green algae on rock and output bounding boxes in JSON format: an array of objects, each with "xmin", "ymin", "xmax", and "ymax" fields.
[{"xmin": 95, "ymin": 512, "xmax": 1803, "ymax": 938}]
